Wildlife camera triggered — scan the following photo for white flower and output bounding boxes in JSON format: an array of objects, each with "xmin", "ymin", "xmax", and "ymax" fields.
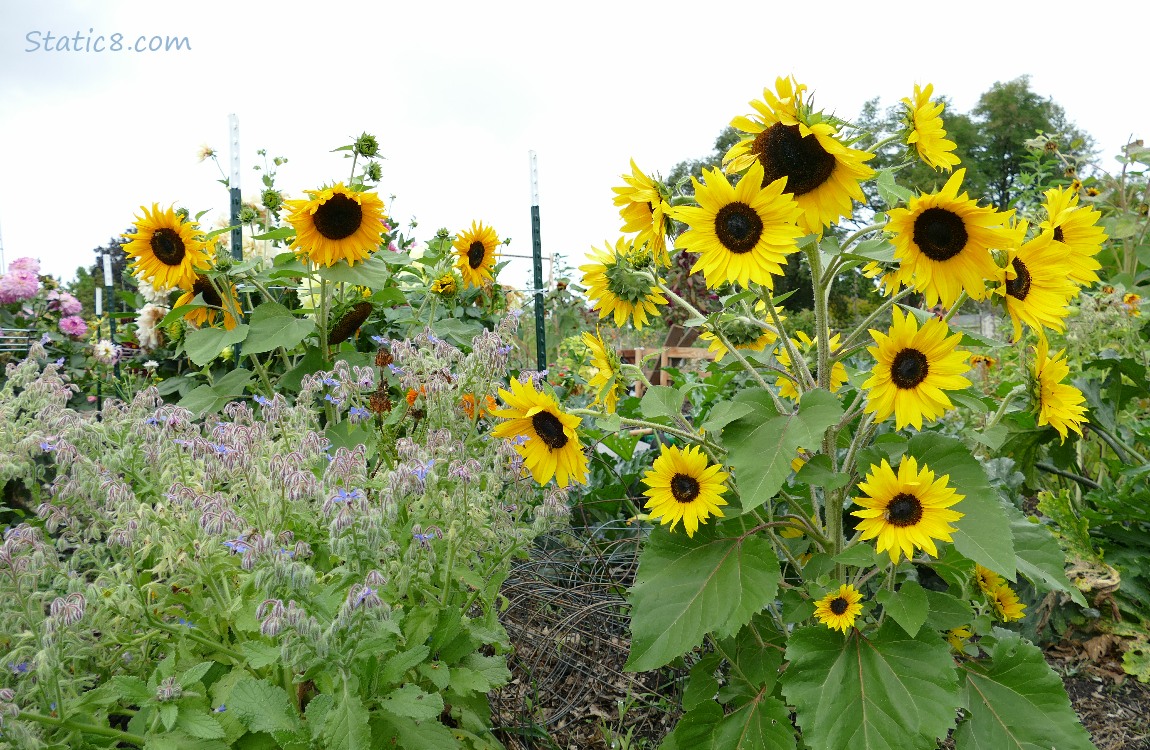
[
  {"xmin": 135, "ymin": 275, "xmax": 174, "ymax": 305},
  {"xmin": 136, "ymin": 303, "xmax": 168, "ymax": 351},
  {"xmin": 143, "ymin": 360, "xmax": 159, "ymax": 371},
  {"xmin": 92, "ymin": 340, "xmax": 120, "ymax": 365}
]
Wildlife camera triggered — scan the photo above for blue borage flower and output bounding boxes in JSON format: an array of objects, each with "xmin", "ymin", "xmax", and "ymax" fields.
[{"xmin": 348, "ymin": 406, "xmax": 370, "ymax": 422}]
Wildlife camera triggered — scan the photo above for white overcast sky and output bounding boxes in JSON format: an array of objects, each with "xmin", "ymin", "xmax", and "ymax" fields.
[{"xmin": 1, "ymin": 0, "xmax": 1146, "ymax": 290}]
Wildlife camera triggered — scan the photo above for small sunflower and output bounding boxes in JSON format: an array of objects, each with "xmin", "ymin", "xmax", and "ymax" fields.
[
  {"xmin": 672, "ymin": 162, "xmax": 802, "ymax": 289},
  {"xmin": 490, "ymin": 377, "xmax": 588, "ymax": 488},
  {"xmin": 454, "ymin": 221, "xmax": 500, "ymax": 287},
  {"xmin": 698, "ymin": 304, "xmax": 783, "ymax": 362},
  {"xmin": 1040, "ymin": 186, "xmax": 1107, "ymax": 288},
  {"xmin": 723, "ymin": 76, "xmax": 875, "ymax": 233},
  {"xmin": 641, "ymin": 443, "xmax": 729, "ymax": 537},
  {"xmin": 122, "ymin": 204, "xmax": 212, "ymax": 290},
  {"xmin": 992, "ymin": 222, "xmax": 1078, "ymax": 340},
  {"xmin": 886, "ymin": 168, "xmax": 1013, "ymax": 307},
  {"xmin": 613, "ymin": 159, "xmax": 672, "ymax": 266},
  {"xmin": 579, "ymin": 239, "xmax": 667, "ymax": 330},
  {"xmin": 947, "ymin": 626, "xmax": 973, "ymax": 653},
  {"xmin": 814, "ymin": 584, "xmax": 863, "ymax": 633},
  {"xmin": 902, "ymin": 83, "xmax": 960, "ymax": 172},
  {"xmin": 430, "ymin": 272, "xmax": 459, "ymax": 298},
  {"xmin": 174, "ymin": 273, "xmax": 240, "ymax": 330},
  {"xmin": 989, "ymin": 584, "xmax": 1026, "ymax": 622},
  {"xmin": 974, "ymin": 564, "xmax": 1005, "ymax": 595},
  {"xmin": 852, "ymin": 456, "xmax": 965, "ymax": 564},
  {"xmin": 582, "ymin": 329, "xmax": 624, "ymax": 413},
  {"xmin": 1032, "ymin": 337, "xmax": 1088, "ymax": 443},
  {"xmin": 775, "ymin": 330, "xmax": 848, "ymax": 400},
  {"xmin": 862, "ymin": 307, "xmax": 972, "ymax": 430},
  {"xmin": 284, "ymin": 183, "xmax": 387, "ymax": 268},
  {"xmin": 861, "ymin": 261, "xmax": 903, "ymax": 297}
]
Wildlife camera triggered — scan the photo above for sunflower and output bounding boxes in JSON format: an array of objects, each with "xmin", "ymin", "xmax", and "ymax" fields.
[
  {"xmin": 284, "ymin": 183, "xmax": 387, "ymax": 268},
  {"xmin": 641, "ymin": 443, "xmax": 728, "ymax": 537},
  {"xmin": 886, "ymin": 168, "xmax": 1013, "ymax": 307},
  {"xmin": 946, "ymin": 626, "xmax": 972, "ymax": 653},
  {"xmin": 579, "ymin": 239, "xmax": 667, "ymax": 330},
  {"xmin": 861, "ymin": 261, "xmax": 903, "ymax": 297},
  {"xmin": 1039, "ymin": 186, "xmax": 1107, "ymax": 288},
  {"xmin": 775, "ymin": 331, "xmax": 848, "ymax": 400},
  {"xmin": 902, "ymin": 83, "xmax": 960, "ymax": 172},
  {"xmin": 974, "ymin": 564, "xmax": 1005, "ymax": 595},
  {"xmin": 581, "ymin": 329, "xmax": 624, "ymax": 413},
  {"xmin": 123, "ymin": 204, "xmax": 212, "ymax": 290},
  {"xmin": 698, "ymin": 303, "xmax": 783, "ymax": 362},
  {"xmin": 430, "ymin": 272, "xmax": 459, "ymax": 298},
  {"xmin": 989, "ymin": 584, "xmax": 1026, "ymax": 622},
  {"xmin": 723, "ymin": 76, "xmax": 875, "ymax": 233},
  {"xmin": 814, "ymin": 584, "xmax": 863, "ymax": 633},
  {"xmin": 992, "ymin": 222, "xmax": 1078, "ymax": 340},
  {"xmin": 490, "ymin": 377, "xmax": 588, "ymax": 488},
  {"xmin": 613, "ymin": 159, "xmax": 672, "ymax": 266},
  {"xmin": 852, "ymin": 455, "xmax": 965, "ymax": 564},
  {"xmin": 1032, "ymin": 336, "xmax": 1088, "ymax": 443},
  {"xmin": 672, "ymin": 162, "xmax": 803, "ymax": 288},
  {"xmin": 173, "ymin": 273, "xmax": 240, "ymax": 330},
  {"xmin": 454, "ymin": 221, "xmax": 500, "ymax": 287},
  {"xmin": 862, "ymin": 307, "xmax": 972, "ymax": 430}
]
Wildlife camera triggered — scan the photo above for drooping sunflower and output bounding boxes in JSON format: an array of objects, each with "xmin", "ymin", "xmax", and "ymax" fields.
[
  {"xmin": 852, "ymin": 456, "xmax": 965, "ymax": 564},
  {"xmin": 814, "ymin": 583, "xmax": 863, "ymax": 633},
  {"xmin": 641, "ymin": 443, "xmax": 728, "ymax": 538},
  {"xmin": 1039, "ymin": 186, "xmax": 1108, "ymax": 288},
  {"xmin": 453, "ymin": 221, "xmax": 500, "ymax": 287},
  {"xmin": 775, "ymin": 330, "xmax": 848, "ymax": 400},
  {"xmin": 579, "ymin": 239, "xmax": 667, "ymax": 330},
  {"xmin": 490, "ymin": 377, "xmax": 588, "ymax": 488},
  {"xmin": 992, "ymin": 222, "xmax": 1078, "ymax": 340},
  {"xmin": 989, "ymin": 584, "xmax": 1026, "ymax": 622},
  {"xmin": 862, "ymin": 307, "xmax": 972, "ymax": 430},
  {"xmin": 1032, "ymin": 336, "xmax": 1088, "ymax": 443},
  {"xmin": 974, "ymin": 564, "xmax": 1005, "ymax": 595},
  {"xmin": 886, "ymin": 168, "xmax": 1014, "ymax": 307},
  {"xmin": 672, "ymin": 161, "xmax": 803, "ymax": 289},
  {"xmin": 429, "ymin": 272, "xmax": 459, "ymax": 298},
  {"xmin": 723, "ymin": 76, "xmax": 875, "ymax": 233},
  {"xmin": 582, "ymin": 329, "xmax": 623, "ymax": 413},
  {"xmin": 174, "ymin": 273, "xmax": 240, "ymax": 330},
  {"xmin": 613, "ymin": 159, "xmax": 672, "ymax": 266},
  {"xmin": 946, "ymin": 626, "xmax": 973, "ymax": 653},
  {"xmin": 284, "ymin": 183, "xmax": 387, "ymax": 268},
  {"xmin": 698, "ymin": 303, "xmax": 783, "ymax": 362},
  {"xmin": 123, "ymin": 204, "xmax": 212, "ymax": 290},
  {"xmin": 902, "ymin": 83, "xmax": 960, "ymax": 172}
]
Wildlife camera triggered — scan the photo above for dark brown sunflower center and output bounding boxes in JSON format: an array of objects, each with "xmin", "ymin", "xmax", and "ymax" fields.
[
  {"xmin": 312, "ymin": 193, "xmax": 363, "ymax": 240},
  {"xmin": 670, "ymin": 473, "xmax": 701, "ymax": 503},
  {"xmin": 753, "ymin": 123, "xmax": 836, "ymax": 196},
  {"xmin": 886, "ymin": 492, "xmax": 923, "ymax": 527},
  {"xmin": 467, "ymin": 241, "xmax": 487, "ymax": 269},
  {"xmin": 1052, "ymin": 226, "xmax": 1064, "ymax": 243},
  {"xmin": 891, "ymin": 348, "xmax": 929, "ymax": 389},
  {"xmin": 150, "ymin": 228, "xmax": 186, "ymax": 266},
  {"xmin": 192, "ymin": 276, "xmax": 222, "ymax": 307},
  {"xmin": 531, "ymin": 411, "xmax": 568, "ymax": 450},
  {"xmin": 714, "ymin": 203, "xmax": 764, "ymax": 254},
  {"xmin": 912, "ymin": 208, "xmax": 968, "ymax": 261},
  {"xmin": 1005, "ymin": 257, "xmax": 1032, "ymax": 300},
  {"xmin": 830, "ymin": 597, "xmax": 849, "ymax": 615}
]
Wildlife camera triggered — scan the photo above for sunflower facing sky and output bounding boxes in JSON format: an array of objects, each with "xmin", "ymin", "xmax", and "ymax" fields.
[
  {"xmin": 490, "ymin": 377, "xmax": 588, "ymax": 488},
  {"xmin": 123, "ymin": 204, "xmax": 212, "ymax": 291},
  {"xmin": 174, "ymin": 273, "xmax": 240, "ymax": 330},
  {"xmin": 284, "ymin": 183, "xmax": 387, "ymax": 268},
  {"xmin": 852, "ymin": 456, "xmax": 965, "ymax": 564},
  {"xmin": 775, "ymin": 330, "xmax": 848, "ymax": 400},
  {"xmin": 454, "ymin": 221, "xmax": 500, "ymax": 287},
  {"xmin": 641, "ymin": 443, "xmax": 729, "ymax": 538},
  {"xmin": 902, "ymin": 83, "xmax": 960, "ymax": 172},
  {"xmin": 1032, "ymin": 336, "xmax": 1088, "ymax": 442},
  {"xmin": 582, "ymin": 329, "xmax": 623, "ymax": 414},
  {"xmin": 862, "ymin": 307, "xmax": 972, "ymax": 430},
  {"xmin": 672, "ymin": 162, "xmax": 802, "ymax": 289},
  {"xmin": 723, "ymin": 76, "xmax": 875, "ymax": 233},
  {"xmin": 613, "ymin": 159, "xmax": 672, "ymax": 266},
  {"xmin": 814, "ymin": 584, "xmax": 863, "ymax": 633},
  {"xmin": 887, "ymin": 168, "xmax": 1014, "ymax": 308},
  {"xmin": 992, "ymin": 222, "xmax": 1078, "ymax": 340},
  {"xmin": 579, "ymin": 239, "xmax": 667, "ymax": 330},
  {"xmin": 1039, "ymin": 186, "xmax": 1108, "ymax": 288}
]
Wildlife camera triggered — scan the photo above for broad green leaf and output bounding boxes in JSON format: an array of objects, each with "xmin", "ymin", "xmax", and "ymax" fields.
[
  {"xmin": 108, "ymin": 675, "xmax": 153, "ymax": 704},
  {"xmin": 240, "ymin": 642, "xmax": 281, "ymax": 670},
  {"xmin": 845, "ymin": 237, "xmax": 896, "ymax": 262},
  {"xmin": 179, "ymin": 661, "xmax": 215, "ymax": 688},
  {"xmin": 907, "ymin": 433, "xmax": 1016, "ymax": 578},
  {"xmin": 682, "ymin": 656, "xmax": 722, "ymax": 711},
  {"xmin": 661, "ymin": 702, "xmax": 723, "ymax": 750},
  {"xmin": 876, "ymin": 581, "xmax": 928, "ymax": 637},
  {"xmin": 627, "ymin": 528, "xmax": 781, "ymax": 671},
  {"xmin": 184, "ymin": 324, "xmax": 250, "ymax": 367},
  {"xmin": 713, "ymin": 696, "xmax": 796, "ymax": 750},
  {"xmin": 834, "ymin": 544, "xmax": 885, "ymax": 569},
  {"xmin": 725, "ymin": 389, "xmax": 843, "ymax": 512},
  {"xmin": 379, "ymin": 684, "xmax": 444, "ymax": 721},
  {"xmin": 875, "ymin": 169, "xmax": 914, "ymax": 208},
  {"xmin": 178, "ymin": 369, "xmax": 254, "ymax": 417},
  {"xmin": 459, "ymin": 652, "xmax": 510, "ymax": 689},
  {"xmin": 322, "ymin": 689, "xmax": 371, "ymax": 750},
  {"xmin": 640, "ymin": 385, "xmax": 683, "ymax": 420},
  {"xmin": 160, "ymin": 703, "xmax": 179, "ymax": 731},
  {"xmin": 226, "ymin": 677, "xmax": 299, "ymax": 734},
  {"xmin": 956, "ymin": 629, "xmax": 1094, "ymax": 750},
  {"xmin": 923, "ymin": 591, "xmax": 974, "ymax": 632},
  {"xmin": 304, "ymin": 693, "xmax": 333, "ymax": 740},
  {"xmin": 795, "ymin": 454, "xmax": 850, "ymax": 491},
  {"xmin": 701, "ymin": 400, "xmax": 755, "ymax": 433},
  {"xmin": 1002, "ymin": 502, "xmax": 1086, "ymax": 606},
  {"xmin": 241, "ymin": 302, "xmax": 315, "ymax": 354},
  {"xmin": 378, "ymin": 645, "xmax": 430, "ymax": 685},
  {"xmin": 143, "ymin": 733, "xmax": 228, "ymax": 750},
  {"xmin": 782, "ymin": 622, "xmax": 959, "ymax": 750},
  {"xmin": 176, "ymin": 711, "xmax": 226, "ymax": 740},
  {"xmin": 949, "ymin": 389, "xmax": 990, "ymax": 414},
  {"xmin": 374, "ymin": 713, "xmax": 457, "ymax": 750},
  {"xmin": 252, "ymin": 226, "xmax": 296, "ymax": 241},
  {"xmin": 315, "ymin": 254, "xmax": 392, "ymax": 288}
]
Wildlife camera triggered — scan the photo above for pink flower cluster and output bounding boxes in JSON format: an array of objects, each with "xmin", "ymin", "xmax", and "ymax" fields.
[
  {"xmin": 47, "ymin": 289, "xmax": 83, "ymax": 315},
  {"xmin": 0, "ymin": 257, "xmax": 41, "ymax": 304},
  {"xmin": 59, "ymin": 315, "xmax": 88, "ymax": 337}
]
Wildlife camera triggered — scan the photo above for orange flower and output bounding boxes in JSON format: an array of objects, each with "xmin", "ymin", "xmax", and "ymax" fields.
[
  {"xmin": 462, "ymin": 393, "xmax": 500, "ymax": 419},
  {"xmin": 406, "ymin": 386, "xmax": 426, "ymax": 407}
]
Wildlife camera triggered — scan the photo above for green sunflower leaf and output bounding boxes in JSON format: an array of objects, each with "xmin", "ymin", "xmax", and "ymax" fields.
[
  {"xmin": 177, "ymin": 368, "xmax": 254, "ymax": 417},
  {"xmin": 315, "ymin": 253, "xmax": 393, "ymax": 289},
  {"xmin": 781, "ymin": 622, "xmax": 960, "ymax": 750},
  {"xmin": 240, "ymin": 301, "xmax": 315, "ymax": 355},
  {"xmin": 713, "ymin": 696, "xmax": 796, "ymax": 750},
  {"xmin": 724, "ymin": 389, "xmax": 843, "ymax": 513},
  {"xmin": 955, "ymin": 629, "xmax": 1095, "ymax": 750},
  {"xmin": 640, "ymin": 385, "xmax": 683, "ymax": 420},
  {"xmin": 661, "ymin": 702, "xmax": 723, "ymax": 750},
  {"xmin": 1001, "ymin": 501, "xmax": 1086, "ymax": 606},
  {"xmin": 876, "ymin": 581, "xmax": 928, "ymax": 637},
  {"xmin": 184, "ymin": 324, "xmax": 250, "ymax": 368},
  {"xmin": 626, "ymin": 527, "xmax": 781, "ymax": 672}
]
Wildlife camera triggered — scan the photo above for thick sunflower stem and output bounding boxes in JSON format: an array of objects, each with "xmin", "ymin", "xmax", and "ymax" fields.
[
  {"xmin": 839, "ymin": 222, "xmax": 885, "ymax": 253},
  {"xmin": 866, "ymin": 133, "xmax": 904, "ymax": 154},
  {"xmin": 984, "ymin": 384, "xmax": 1027, "ymax": 431},
  {"xmin": 940, "ymin": 290, "xmax": 969, "ymax": 325}
]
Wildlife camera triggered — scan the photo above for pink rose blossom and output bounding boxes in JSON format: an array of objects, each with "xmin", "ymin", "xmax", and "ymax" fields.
[{"xmin": 59, "ymin": 315, "xmax": 89, "ymax": 337}]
